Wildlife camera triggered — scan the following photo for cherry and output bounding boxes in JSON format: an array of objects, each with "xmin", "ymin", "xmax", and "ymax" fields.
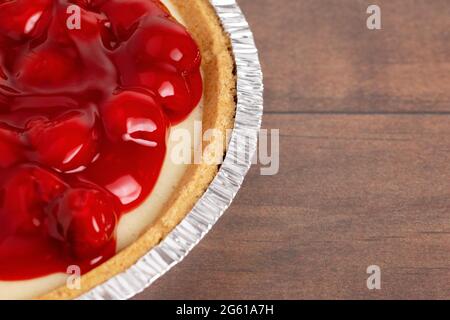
[
  {"xmin": 133, "ymin": 65, "xmax": 195, "ymax": 123},
  {"xmin": 46, "ymin": 187, "xmax": 117, "ymax": 259},
  {"xmin": 25, "ymin": 108, "xmax": 100, "ymax": 173},
  {"xmin": 0, "ymin": 0, "xmax": 52, "ymax": 41},
  {"xmin": 101, "ymin": 90, "xmax": 167, "ymax": 146},
  {"xmin": 0, "ymin": 165, "xmax": 67, "ymax": 235},
  {"xmin": 121, "ymin": 62, "xmax": 203, "ymax": 124},
  {"xmin": 101, "ymin": 0, "xmax": 169, "ymax": 41},
  {"xmin": 124, "ymin": 16, "xmax": 201, "ymax": 72}
]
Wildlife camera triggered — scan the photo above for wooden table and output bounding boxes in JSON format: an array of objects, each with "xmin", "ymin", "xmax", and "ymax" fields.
[{"xmin": 136, "ymin": 0, "xmax": 450, "ymax": 299}]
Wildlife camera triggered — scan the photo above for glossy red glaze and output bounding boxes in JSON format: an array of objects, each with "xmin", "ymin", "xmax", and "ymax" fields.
[{"xmin": 0, "ymin": 0, "xmax": 202, "ymax": 280}]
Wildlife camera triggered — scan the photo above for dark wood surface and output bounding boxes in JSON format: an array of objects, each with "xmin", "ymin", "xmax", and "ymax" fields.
[{"xmin": 136, "ymin": 0, "xmax": 450, "ymax": 299}]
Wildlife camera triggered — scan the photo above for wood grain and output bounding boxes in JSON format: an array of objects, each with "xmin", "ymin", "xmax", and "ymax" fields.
[
  {"xmin": 248, "ymin": 0, "xmax": 450, "ymax": 113},
  {"xmin": 135, "ymin": 0, "xmax": 450, "ymax": 299}
]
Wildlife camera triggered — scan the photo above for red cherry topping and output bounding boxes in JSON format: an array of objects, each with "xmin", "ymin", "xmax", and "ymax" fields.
[
  {"xmin": 0, "ymin": 0, "xmax": 202, "ymax": 280},
  {"xmin": 46, "ymin": 187, "xmax": 117, "ymax": 259},
  {"xmin": 0, "ymin": 0, "xmax": 52, "ymax": 41},
  {"xmin": 25, "ymin": 108, "xmax": 100, "ymax": 172},
  {"xmin": 135, "ymin": 66, "xmax": 198, "ymax": 123},
  {"xmin": 51, "ymin": 4, "xmax": 106, "ymax": 43},
  {"xmin": 0, "ymin": 165, "xmax": 67, "ymax": 236},
  {"xmin": 0, "ymin": 123, "xmax": 25, "ymax": 168},
  {"xmin": 16, "ymin": 44, "xmax": 80, "ymax": 91},
  {"xmin": 123, "ymin": 17, "xmax": 201, "ymax": 72},
  {"xmin": 101, "ymin": 0, "xmax": 169, "ymax": 41},
  {"xmin": 102, "ymin": 90, "xmax": 167, "ymax": 146},
  {"xmin": 70, "ymin": 0, "xmax": 107, "ymax": 9}
]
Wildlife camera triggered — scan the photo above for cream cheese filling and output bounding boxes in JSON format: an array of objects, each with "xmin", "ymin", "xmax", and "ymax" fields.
[{"xmin": 0, "ymin": 0, "xmax": 201, "ymax": 300}]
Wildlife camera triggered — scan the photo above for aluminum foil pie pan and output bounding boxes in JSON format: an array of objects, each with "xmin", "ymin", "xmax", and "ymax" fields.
[{"xmin": 79, "ymin": 0, "xmax": 263, "ymax": 300}]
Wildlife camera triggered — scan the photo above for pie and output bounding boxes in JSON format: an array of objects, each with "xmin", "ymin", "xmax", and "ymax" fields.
[{"xmin": 0, "ymin": 0, "xmax": 236, "ymax": 299}]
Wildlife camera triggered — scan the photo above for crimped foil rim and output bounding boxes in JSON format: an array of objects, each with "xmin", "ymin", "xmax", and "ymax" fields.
[{"xmin": 79, "ymin": 0, "xmax": 263, "ymax": 300}]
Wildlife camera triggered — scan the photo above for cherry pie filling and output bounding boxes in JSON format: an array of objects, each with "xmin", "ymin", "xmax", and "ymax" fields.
[{"xmin": 0, "ymin": 0, "xmax": 202, "ymax": 280}]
